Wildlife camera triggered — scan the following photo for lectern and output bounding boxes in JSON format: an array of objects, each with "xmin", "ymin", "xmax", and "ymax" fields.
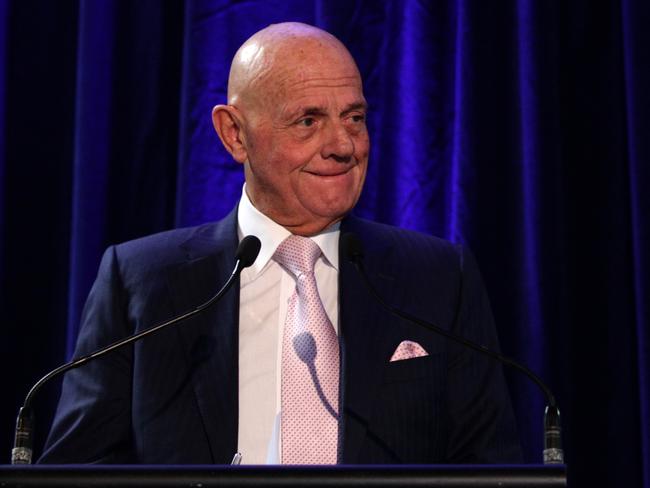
[{"xmin": 0, "ymin": 464, "xmax": 566, "ymax": 487}]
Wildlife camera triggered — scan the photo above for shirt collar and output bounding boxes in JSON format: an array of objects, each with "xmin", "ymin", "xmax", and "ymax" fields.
[{"xmin": 237, "ymin": 184, "xmax": 340, "ymax": 277}]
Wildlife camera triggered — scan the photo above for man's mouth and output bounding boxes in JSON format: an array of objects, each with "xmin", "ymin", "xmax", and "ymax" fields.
[{"xmin": 305, "ymin": 165, "xmax": 355, "ymax": 177}]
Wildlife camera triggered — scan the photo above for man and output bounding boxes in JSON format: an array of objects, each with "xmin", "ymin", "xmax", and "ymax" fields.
[{"xmin": 40, "ymin": 23, "xmax": 521, "ymax": 464}]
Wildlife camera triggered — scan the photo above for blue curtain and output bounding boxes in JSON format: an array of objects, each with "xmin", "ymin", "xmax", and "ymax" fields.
[{"xmin": 1, "ymin": 1, "xmax": 648, "ymax": 486}]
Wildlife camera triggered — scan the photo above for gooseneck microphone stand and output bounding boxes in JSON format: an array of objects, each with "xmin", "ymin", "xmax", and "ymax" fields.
[
  {"xmin": 341, "ymin": 232, "xmax": 563, "ymax": 465},
  {"xmin": 11, "ymin": 236, "xmax": 261, "ymax": 464}
]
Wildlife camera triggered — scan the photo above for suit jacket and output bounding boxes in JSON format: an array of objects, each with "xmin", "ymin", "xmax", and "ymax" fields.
[{"xmin": 40, "ymin": 209, "xmax": 521, "ymax": 464}]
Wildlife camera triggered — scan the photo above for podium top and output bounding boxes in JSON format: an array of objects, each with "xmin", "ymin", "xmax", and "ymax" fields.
[{"xmin": 0, "ymin": 464, "xmax": 566, "ymax": 487}]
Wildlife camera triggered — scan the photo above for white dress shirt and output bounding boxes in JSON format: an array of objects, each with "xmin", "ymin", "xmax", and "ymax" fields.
[{"xmin": 236, "ymin": 185, "xmax": 340, "ymax": 464}]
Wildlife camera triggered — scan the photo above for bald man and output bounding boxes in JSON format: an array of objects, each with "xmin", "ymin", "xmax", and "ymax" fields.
[
  {"xmin": 40, "ymin": 23, "xmax": 521, "ymax": 465},
  {"xmin": 212, "ymin": 23, "xmax": 368, "ymax": 237}
]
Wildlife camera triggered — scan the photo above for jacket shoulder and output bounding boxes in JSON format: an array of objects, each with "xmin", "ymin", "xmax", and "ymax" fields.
[
  {"xmin": 342, "ymin": 215, "xmax": 462, "ymax": 265},
  {"xmin": 111, "ymin": 211, "xmax": 238, "ymax": 275}
]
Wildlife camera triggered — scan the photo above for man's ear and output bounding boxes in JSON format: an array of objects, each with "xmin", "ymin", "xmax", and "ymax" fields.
[{"xmin": 212, "ymin": 105, "xmax": 248, "ymax": 163}]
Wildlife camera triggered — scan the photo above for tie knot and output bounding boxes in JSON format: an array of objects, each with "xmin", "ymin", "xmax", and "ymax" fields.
[{"xmin": 274, "ymin": 235, "xmax": 322, "ymax": 278}]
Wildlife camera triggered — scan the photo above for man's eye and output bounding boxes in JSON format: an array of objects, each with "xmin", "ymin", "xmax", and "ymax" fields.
[
  {"xmin": 299, "ymin": 118, "xmax": 315, "ymax": 127},
  {"xmin": 351, "ymin": 114, "xmax": 365, "ymax": 123}
]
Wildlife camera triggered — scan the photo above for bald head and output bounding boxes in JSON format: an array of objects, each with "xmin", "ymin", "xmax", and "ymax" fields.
[{"xmin": 227, "ymin": 22, "xmax": 360, "ymax": 113}]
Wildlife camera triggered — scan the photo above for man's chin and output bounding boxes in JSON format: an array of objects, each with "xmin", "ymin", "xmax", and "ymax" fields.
[
  {"xmin": 282, "ymin": 211, "xmax": 348, "ymax": 236},
  {"xmin": 311, "ymin": 200, "xmax": 356, "ymax": 220}
]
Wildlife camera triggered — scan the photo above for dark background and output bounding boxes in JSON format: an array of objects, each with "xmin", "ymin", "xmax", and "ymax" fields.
[{"xmin": 1, "ymin": 1, "xmax": 648, "ymax": 487}]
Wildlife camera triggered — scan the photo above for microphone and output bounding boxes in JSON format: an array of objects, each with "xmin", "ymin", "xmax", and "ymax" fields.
[
  {"xmin": 340, "ymin": 232, "xmax": 564, "ymax": 465},
  {"xmin": 11, "ymin": 235, "xmax": 261, "ymax": 465}
]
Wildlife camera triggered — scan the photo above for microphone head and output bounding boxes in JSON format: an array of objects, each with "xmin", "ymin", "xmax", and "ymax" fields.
[
  {"xmin": 341, "ymin": 232, "xmax": 364, "ymax": 263},
  {"xmin": 236, "ymin": 235, "xmax": 261, "ymax": 269}
]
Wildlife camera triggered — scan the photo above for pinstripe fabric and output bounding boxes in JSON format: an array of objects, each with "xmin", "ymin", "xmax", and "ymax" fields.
[{"xmin": 40, "ymin": 211, "xmax": 520, "ymax": 464}]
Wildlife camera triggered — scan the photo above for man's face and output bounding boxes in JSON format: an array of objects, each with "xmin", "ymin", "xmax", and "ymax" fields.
[{"xmin": 238, "ymin": 44, "xmax": 369, "ymax": 235}]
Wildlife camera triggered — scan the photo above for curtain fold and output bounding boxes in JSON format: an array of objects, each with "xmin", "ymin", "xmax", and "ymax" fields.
[
  {"xmin": 0, "ymin": 0, "xmax": 8, "ymax": 282},
  {"xmin": 513, "ymin": 0, "xmax": 545, "ymax": 460},
  {"xmin": 67, "ymin": 0, "xmax": 117, "ymax": 354},
  {"xmin": 67, "ymin": 0, "xmax": 185, "ymax": 345},
  {"xmin": 1, "ymin": 1, "xmax": 648, "ymax": 486},
  {"xmin": 621, "ymin": 1, "xmax": 650, "ymax": 485}
]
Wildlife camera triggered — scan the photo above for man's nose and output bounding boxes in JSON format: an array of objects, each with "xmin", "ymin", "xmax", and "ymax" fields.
[{"xmin": 321, "ymin": 123, "xmax": 354, "ymax": 161}]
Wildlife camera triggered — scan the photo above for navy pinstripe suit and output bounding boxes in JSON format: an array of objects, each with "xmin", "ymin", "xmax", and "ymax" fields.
[{"xmin": 40, "ymin": 208, "xmax": 521, "ymax": 464}]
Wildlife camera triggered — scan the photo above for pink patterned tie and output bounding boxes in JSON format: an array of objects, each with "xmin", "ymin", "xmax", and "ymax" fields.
[{"xmin": 274, "ymin": 235, "xmax": 340, "ymax": 464}]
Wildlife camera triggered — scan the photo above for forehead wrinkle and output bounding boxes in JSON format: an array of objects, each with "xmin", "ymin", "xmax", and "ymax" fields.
[
  {"xmin": 250, "ymin": 70, "xmax": 362, "ymax": 117},
  {"xmin": 285, "ymin": 75, "xmax": 361, "ymax": 90}
]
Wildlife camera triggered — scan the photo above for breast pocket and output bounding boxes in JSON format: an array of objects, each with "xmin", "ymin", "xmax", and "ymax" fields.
[
  {"xmin": 377, "ymin": 352, "xmax": 447, "ymax": 422},
  {"xmin": 368, "ymin": 353, "xmax": 448, "ymax": 462},
  {"xmin": 382, "ymin": 353, "xmax": 442, "ymax": 384}
]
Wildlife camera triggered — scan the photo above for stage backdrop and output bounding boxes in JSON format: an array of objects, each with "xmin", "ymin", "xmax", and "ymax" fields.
[{"xmin": 1, "ymin": 1, "xmax": 648, "ymax": 487}]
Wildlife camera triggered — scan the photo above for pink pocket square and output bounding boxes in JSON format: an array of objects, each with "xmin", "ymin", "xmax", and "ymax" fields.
[{"xmin": 389, "ymin": 340, "xmax": 429, "ymax": 362}]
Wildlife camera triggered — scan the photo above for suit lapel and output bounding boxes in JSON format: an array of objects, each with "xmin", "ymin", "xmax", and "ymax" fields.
[
  {"xmin": 160, "ymin": 211, "xmax": 408, "ymax": 463},
  {"xmin": 165, "ymin": 209, "xmax": 240, "ymax": 463}
]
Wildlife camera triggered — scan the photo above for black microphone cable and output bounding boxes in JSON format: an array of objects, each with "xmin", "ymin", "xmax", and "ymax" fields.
[
  {"xmin": 340, "ymin": 232, "xmax": 563, "ymax": 465},
  {"xmin": 11, "ymin": 235, "xmax": 261, "ymax": 465}
]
